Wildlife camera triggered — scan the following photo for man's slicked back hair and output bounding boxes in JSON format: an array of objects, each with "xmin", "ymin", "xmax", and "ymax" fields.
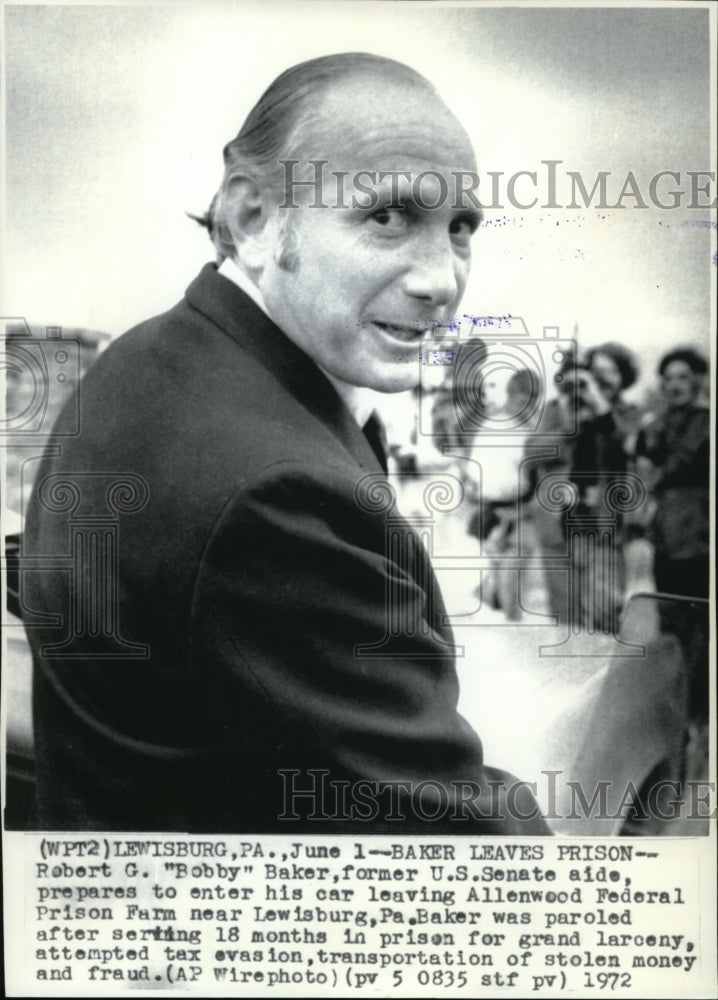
[{"xmin": 199, "ymin": 52, "xmax": 436, "ymax": 261}]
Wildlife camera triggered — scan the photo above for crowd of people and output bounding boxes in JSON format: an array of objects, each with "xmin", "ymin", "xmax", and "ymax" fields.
[{"xmin": 388, "ymin": 339, "xmax": 710, "ymax": 632}]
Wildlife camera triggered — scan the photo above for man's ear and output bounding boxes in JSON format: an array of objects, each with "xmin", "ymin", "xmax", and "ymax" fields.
[{"xmin": 223, "ymin": 174, "xmax": 273, "ymax": 273}]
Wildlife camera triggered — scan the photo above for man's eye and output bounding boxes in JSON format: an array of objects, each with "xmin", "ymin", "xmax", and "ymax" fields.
[
  {"xmin": 371, "ymin": 206, "xmax": 408, "ymax": 230},
  {"xmin": 449, "ymin": 217, "xmax": 475, "ymax": 244}
]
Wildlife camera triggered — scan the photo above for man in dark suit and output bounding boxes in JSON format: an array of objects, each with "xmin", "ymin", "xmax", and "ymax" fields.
[{"xmin": 24, "ymin": 52, "xmax": 549, "ymax": 833}]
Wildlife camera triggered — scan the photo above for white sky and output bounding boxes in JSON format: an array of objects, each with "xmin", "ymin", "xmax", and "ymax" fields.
[{"xmin": 2, "ymin": 2, "xmax": 715, "ymax": 390}]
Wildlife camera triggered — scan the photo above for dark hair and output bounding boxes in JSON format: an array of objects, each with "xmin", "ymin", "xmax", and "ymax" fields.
[
  {"xmin": 507, "ymin": 367, "xmax": 540, "ymax": 402},
  {"xmin": 584, "ymin": 341, "xmax": 639, "ymax": 390},
  {"xmin": 658, "ymin": 347, "xmax": 708, "ymax": 377},
  {"xmin": 195, "ymin": 53, "xmax": 436, "ymax": 262}
]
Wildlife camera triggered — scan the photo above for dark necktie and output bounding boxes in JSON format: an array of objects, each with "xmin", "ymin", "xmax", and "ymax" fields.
[{"xmin": 363, "ymin": 411, "xmax": 388, "ymax": 472}]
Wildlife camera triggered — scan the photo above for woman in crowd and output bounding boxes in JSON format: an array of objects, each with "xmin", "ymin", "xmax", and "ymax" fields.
[
  {"xmin": 635, "ymin": 347, "xmax": 710, "ymax": 599},
  {"xmin": 531, "ymin": 342, "xmax": 642, "ymax": 632}
]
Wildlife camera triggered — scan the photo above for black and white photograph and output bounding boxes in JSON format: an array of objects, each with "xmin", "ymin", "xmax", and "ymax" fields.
[{"xmin": 2, "ymin": 1, "xmax": 715, "ymax": 996}]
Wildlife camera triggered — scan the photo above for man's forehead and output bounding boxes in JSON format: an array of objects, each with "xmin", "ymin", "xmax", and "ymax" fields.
[{"xmin": 307, "ymin": 75, "xmax": 477, "ymax": 174}]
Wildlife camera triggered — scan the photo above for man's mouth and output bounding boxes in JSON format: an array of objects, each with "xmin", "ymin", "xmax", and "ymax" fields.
[{"xmin": 372, "ymin": 320, "xmax": 430, "ymax": 343}]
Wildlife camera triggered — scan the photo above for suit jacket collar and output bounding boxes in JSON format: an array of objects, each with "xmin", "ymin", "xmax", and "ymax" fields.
[{"xmin": 185, "ymin": 263, "xmax": 386, "ymax": 473}]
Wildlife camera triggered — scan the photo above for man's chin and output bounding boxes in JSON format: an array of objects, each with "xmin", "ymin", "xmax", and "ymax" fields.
[{"xmin": 369, "ymin": 369, "xmax": 422, "ymax": 394}]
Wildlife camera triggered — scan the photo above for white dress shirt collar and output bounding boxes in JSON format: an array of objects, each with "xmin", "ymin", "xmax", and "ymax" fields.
[{"xmin": 218, "ymin": 256, "xmax": 270, "ymax": 317}]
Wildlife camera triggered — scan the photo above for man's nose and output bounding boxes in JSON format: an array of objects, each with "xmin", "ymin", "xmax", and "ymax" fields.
[{"xmin": 401, "ymin": 236, "xmax": 462, "ymax": 307}]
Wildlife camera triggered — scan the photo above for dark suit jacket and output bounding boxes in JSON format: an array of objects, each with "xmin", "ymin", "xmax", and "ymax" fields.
[{"xmin": 24, "ymin": 263, "xmax": 549, "ymax": 834}]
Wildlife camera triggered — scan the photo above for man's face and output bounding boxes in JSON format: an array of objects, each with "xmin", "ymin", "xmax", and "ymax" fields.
[
  {"xmin": 661, "ymin": 359, "xmax": 698, "ymax": 408},
  {"xmin": 480, "ymin": 371, "xmax": 508, "ymax": 418},
  {"xmin": 258, "ymin": 76, "xmax": 480, "ymax": 393},
  {"xmin": 505, "ymin": 383, "xmax": 530, "ymax": 420}
]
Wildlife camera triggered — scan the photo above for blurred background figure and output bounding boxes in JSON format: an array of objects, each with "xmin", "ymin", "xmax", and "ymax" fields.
[
  {"xmin": 482, "ymin": 369, "xmax": 540, "ymax": 618},
  {"xmin": 388, "ymin": 337, "xmax": 489, "ymax": 481},
  {"xmin": 530, "ymin": 342, "xmax": 642, "ymax": 632},
  {"xmin": 570, "ymin": 342, "xmax": 642, "ymax": 630},
  {"xmin": 622, "ymin": 346, "xmax": 710, "ymax": 818},
  {"xmin": 635, "ymin": 347, "xmax": 710, "ymax": 599},
  {"xmin": 382, "ymin": 339, "xmax": 487, "ymax": 566},
  {"xmin": 441, "ymin": 336, "xmax": 489, "ymax": 449},
  {"xmin": 464, "ymin": 365, "xmax": 544, "ymax": 620},
  {"xmin": 569, "ymin": 341, "xmax": 642, "ymax": 500}
]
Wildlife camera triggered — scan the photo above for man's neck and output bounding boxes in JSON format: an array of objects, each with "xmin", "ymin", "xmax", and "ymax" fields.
[{"xmin": 218, "ymin": 257, "xmax": 379, "ymax": 430}]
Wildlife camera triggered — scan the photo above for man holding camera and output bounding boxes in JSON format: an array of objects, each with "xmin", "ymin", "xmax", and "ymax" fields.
[{"xmin": 531, "ymin": 343, "xmax": 640, "ymax": 631}]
